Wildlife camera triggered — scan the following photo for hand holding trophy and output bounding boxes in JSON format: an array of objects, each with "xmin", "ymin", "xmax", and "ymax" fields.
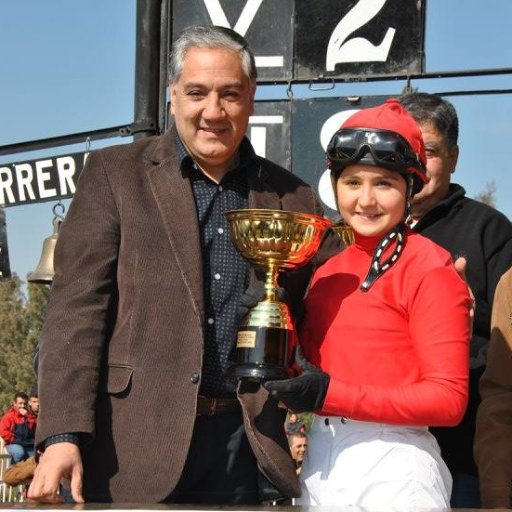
[{"xmin": 226, "ymin": 209, "xmax": 333, "ymax": 381}]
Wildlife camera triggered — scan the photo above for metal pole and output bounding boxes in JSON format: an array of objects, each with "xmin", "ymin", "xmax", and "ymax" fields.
[
  {"xmin": 158, "ymin": 0, "xmax": 171, "ymax": 133},
  {"xmin": 0, "ymin": 207, "xmax": 11, "ymax": 279},
  {"xmin": 133, "ymin": 0, "xmax": 162, "ymax": 139}
]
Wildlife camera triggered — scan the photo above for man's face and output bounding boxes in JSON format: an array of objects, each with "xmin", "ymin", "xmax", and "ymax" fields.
[
  {"xmin": 411, "ymin": 121, "xmax": 459, "ymax": 219},
  {"xmin": 29, "ymin": 397, "xmax": 39, "ymax": 413},
  {"xmin": 289, "ymin": 436, "xmax": 308, "ymax": 463},
  {"xmin": 170, "ymin": 46, "xmax": 255, "ymax": 178},
  {"xmin": 14, "ymin": 397, "xmax": 27, "ymax": 411}
]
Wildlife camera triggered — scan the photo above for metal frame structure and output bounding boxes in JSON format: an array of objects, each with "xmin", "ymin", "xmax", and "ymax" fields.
[{"xmin": 0, "ymin": 0, "xmax": 511, "ymax": 158}]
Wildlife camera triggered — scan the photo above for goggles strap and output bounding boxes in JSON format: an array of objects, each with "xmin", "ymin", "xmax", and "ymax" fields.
[
  {"xmin": 404, "ymin": 175, "xmax": 414, "ymax": 223},
  {"xmin": 360, "ymin": 223, "xmax": 406, "ymax": 292}
]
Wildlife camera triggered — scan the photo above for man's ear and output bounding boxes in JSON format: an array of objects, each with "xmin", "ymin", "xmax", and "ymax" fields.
[
  {"xmin": 449, "ymin": 144, "xmax": 459, "ymax": 174},
  {"xmin": 249, "ymin": 82, "xmax": 256, "ymax": 116}
]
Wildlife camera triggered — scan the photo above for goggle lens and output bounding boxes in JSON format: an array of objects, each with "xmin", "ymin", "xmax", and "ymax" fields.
[{"xmin": 327, "ymin": 129, "xmax": 424, "ymax": 173}]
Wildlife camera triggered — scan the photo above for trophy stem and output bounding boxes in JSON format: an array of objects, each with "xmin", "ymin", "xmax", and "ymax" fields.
[{"xmin": 264, "ymin": 264, "xmax": 278, "ymax": 301}]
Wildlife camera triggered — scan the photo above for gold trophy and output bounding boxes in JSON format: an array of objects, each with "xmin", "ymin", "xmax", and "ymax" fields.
[{"xmin": 226, "ymin": 209, "xmax": 333, "ymax": 381}]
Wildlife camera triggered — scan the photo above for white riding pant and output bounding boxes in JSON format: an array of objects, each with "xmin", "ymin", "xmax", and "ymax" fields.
[{"xmin": 296, "ymin": 416, "xmax": 452, "ymax": 509}]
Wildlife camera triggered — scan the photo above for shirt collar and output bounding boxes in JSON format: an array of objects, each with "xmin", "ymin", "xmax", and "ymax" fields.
[{"xmin": 174, "ymin": 132, "xmax": 258, "ymax": 175}]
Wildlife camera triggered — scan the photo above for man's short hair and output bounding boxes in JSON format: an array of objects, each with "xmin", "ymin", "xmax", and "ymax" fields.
[
  {"xmin": 287, "ymin": 431, "xmax": 307, "ymax": 446},
  {"xmin": 400, "ymin": 92, "xmax": 459, "ymax": 149},
  {"xmin": 30, "ymin": 381, "xmax": 38, "ymax": 399},
  {"xmin": 169, "ymin": 24, "xmax": 257, "ymax": 83},
  {"xmin": 14, "ymin": 391, "xmax": 28, "ymax": 401}
]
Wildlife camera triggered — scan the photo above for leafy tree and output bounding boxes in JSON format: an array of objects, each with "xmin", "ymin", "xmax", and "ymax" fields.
[
  {"xmin": 474, "ymin": 181, "xmax": 497, "ymax": 208},
  {"xmin": 0, "ymin": 276, "xmax": 49, "ymax": 413}
]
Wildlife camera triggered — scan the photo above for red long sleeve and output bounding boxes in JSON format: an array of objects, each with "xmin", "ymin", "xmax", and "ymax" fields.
[
  {"xmin": 0, "ymin": 411, "xmax": 15, "ymax": 443},
  {"xmin": 300, "ymin": 230, "xmax": 471, "ymax": 426}
]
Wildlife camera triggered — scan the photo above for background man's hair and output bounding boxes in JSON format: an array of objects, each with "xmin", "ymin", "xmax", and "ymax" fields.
[
  {"xmin": 287, "ymin": 431, "xmax": 307, "ymax": 446},
  {"xmin": 400, "ymin": 92, "xmax": 459, "ymax": 148},
  {"xmin": 13, "ymin": 391, "xmax": 28, "ymax": 401}
]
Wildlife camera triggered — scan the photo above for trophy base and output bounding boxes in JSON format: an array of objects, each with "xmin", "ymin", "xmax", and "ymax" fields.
[
  {"xmin": 227, "ymin": 362, "xmax": 288, "ymax": 382},
  {"xmin": 228, "ymin": 325, "xmax": 293, "ymax": 382}
]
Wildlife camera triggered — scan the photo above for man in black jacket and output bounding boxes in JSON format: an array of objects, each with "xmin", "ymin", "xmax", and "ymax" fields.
[{"xmin": 401, "ymin": 92, "xmax": 512, "ymax": 507}]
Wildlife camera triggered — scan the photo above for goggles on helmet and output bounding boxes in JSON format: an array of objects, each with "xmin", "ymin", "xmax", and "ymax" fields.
[{"xmin": 327, "ymin": 128, "xmax": 427, "ymax": 182}]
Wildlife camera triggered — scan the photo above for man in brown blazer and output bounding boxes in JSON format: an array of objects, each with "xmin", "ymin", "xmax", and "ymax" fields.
[
  {"xmin": 474, "ymin": 266, "xmax": 512, "ymax": 508},
  {"xmin": 28, "ymin": 25, "xmax": 339, "ymax": 504}
]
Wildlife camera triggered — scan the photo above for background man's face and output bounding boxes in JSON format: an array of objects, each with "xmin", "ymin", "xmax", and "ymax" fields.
[
  {"xmin": 170, "ymin": 46, "xmax": 255, "ymax": 175},
  {"xmin": 412, "ymin": 121, "xmax": 459, "ymax": 217},
  {"xmin": 29, "ymin": 397, "xmax": 39, "ymax": 413},
  {"xmin": 14, "ymin": 397, "xmax": 27, "ymax": 410},
  {"xmin": 290, "ymin": 436, "xmax": 308, "ymax": 463}
]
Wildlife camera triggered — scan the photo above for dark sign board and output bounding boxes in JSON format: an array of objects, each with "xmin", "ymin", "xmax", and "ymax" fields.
[
  {"xmin": 172, "ymin": 0, "xmax": 294, "ymax": 81},
  {"xmin": 294, "ymin": 0, "xmax": 425, "ymax": 80},
  {"xmin": 294, "ymin": 0, "xmax": 426, "ymax": 79},
  {"xmin": 292, "ymin": 95, "xmax": 391, "ymax": 217},
  {"xmin": 250, "ymin": 100, "xmax": 291, "ymax": 171},
  {"xmin": 171, "ymin": 0, "xmax": 425, "ymax": 82},
  {"xmin": 0, "ymin": 152, "xmax": 86, "ymax": 207}
]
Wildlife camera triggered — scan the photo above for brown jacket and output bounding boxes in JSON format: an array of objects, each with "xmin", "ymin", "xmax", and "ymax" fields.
[
  {"xmin": 475, "ymin": 266, "xmax": 512, "ymax": 508},
  {"xmin": 36, "ymin": 127, "xmax": 340, "ymax": 502}
]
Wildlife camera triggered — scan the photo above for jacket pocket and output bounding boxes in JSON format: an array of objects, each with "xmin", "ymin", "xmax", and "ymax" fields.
[{"xmin": 99, "ymin": 364, "xmax": 133, "ymax": 395}]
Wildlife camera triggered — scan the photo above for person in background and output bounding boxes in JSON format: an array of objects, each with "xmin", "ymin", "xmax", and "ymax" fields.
[
  {"xmin": 28, "ymin": 389, "xmax": 39, "ymax": 417},
  {"xmin": 400, "ymin": 92, "xmax": 512, "ymax": 507},
  {"xmin": 28, "ymin": 24, "xmax": 338, "ymax": 505},
  {"xmin": 474, "ymin": 266, "xmax": 512, "ymax": 508},
  {"xmin": 3, "ymin": 455, "xmax": 37, "ymax": 488},
  {"xmin": 265, "ymin": 99, "xmax": 471, "ymax": 508},
  {"xmin": 0, "ymin": 391, "xmax": 37, "ymax": 464},
  {"xmin": 285, "ymin": 413, "xmax": 305, "ymax": 435},
  {"xmin": 288, "ymin": 432, "xmax": 308, "ymax": 475}
]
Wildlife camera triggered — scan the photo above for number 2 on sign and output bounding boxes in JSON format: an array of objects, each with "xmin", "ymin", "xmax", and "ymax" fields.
[{"xmin": 326, "ymin": 0, "xmax": 395, "ymax": 71}]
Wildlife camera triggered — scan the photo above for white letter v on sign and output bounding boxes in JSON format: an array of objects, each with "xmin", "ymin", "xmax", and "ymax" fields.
[{"xmin": 203, "ymin": 0, "xmax": 264, "ymax": 37}]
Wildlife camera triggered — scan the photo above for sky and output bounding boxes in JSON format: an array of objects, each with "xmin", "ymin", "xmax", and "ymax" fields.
[{"xmin": 1, "ymin": 0, "xmax": 512, "ymax": 286}]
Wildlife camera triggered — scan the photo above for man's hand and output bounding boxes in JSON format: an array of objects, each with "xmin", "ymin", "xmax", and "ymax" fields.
[
  {"xmin": 27, "ymin": 442, "xmax": 84, "ymax": 504},
  {"xmin": 264, "ymin": 346, "xmax": 330, "ymax": 413},
  {"xmin": 454, "ymin": 256, "xmax": 475, "ymax": 332}
]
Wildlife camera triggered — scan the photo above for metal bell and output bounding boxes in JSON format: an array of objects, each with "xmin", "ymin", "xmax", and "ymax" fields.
[{"xmin": 27, "ymin": 212, "xmax": 63, "ymax": 284}]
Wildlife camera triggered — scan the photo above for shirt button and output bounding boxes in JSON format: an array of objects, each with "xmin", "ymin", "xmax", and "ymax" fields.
[
  {"xmin": 207, "ymin": 317, "xmax": 214, "ymax": 325},
  {"xmin": 214, "ymin": 273, "xmax": 221, "ymax": 280},
  {"xmin": 217, "ymin": 227, "xmax": 224, "ymax": 234},
  {"xmin": 218, "ymin": 185, "xmax": 223, "ymax": 192},
  {"xmin": 190, "ymin": 372, "xmax": 200, "ymax": 384}
]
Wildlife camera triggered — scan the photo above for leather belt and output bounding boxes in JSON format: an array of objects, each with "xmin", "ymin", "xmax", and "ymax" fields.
[{"xmin": 196, "ymin": 395, "xmax": 241, "ymax": 416}]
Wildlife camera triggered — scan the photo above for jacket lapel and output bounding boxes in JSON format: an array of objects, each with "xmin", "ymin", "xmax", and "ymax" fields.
[
  {"xmin": 146, "ymin": 129, "xmax": 204, "ymax": 318},
  {"xmin": 247, "ymin": 160, "xmax": 281, "ymax": 210}
]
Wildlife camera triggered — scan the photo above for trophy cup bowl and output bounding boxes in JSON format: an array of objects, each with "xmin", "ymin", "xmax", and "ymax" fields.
[{"xmin": 226, "ymin": 208, "xmax": 333, "ymax": 381}]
